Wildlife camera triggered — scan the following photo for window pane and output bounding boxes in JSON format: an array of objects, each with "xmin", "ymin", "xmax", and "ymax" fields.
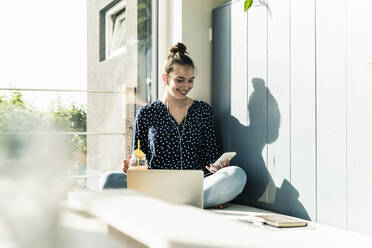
[
  {"xmin": 0, "ymin": 90, "xmax": 87, "ymax": 132},
  {"xmin": 64, "ymin": 133, "xmax": 127, "ymax": 190},
  {"xmin": 0, "ymin": 0, "xmax": 156, "ymax": 188},
  {"xmin": 137, "ymin": 0, "xmax": 154, "ymax": 104},
  {"xmin": 0, "ymin": 132, "xmax": 124, "ymax": 191},
  {"xmin": 0, "ymin": 0, "xmax": 157, "ymax": 243},
  {"xmin": 0, "ymin": 90, "xmax": 141, "ymax": 135},
  {"xmin": 0, "ymin": 0, "xmax": 87, "ymax": 90},
  {"xmin": 0, "ymin": 89, "xmax": 134, "ymax": 175}
]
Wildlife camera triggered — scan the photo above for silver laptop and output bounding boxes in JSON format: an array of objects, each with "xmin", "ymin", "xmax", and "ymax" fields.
[{"xmin": 127, "ymin": 170, "xmax": 204, "ymax": 208}]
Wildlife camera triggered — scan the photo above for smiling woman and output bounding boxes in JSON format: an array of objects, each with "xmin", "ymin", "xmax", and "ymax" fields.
[
  {"xmin": 100, "ymin": 42, "xmax": 247, "ymax": 209},
  {"xmin": 161, "ymin": 43, "xmax": 195, "ymax": 124}
]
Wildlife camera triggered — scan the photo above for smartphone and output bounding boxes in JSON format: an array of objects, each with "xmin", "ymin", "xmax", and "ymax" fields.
[{"xmin": 213, "ymin": 152, "xmax": 236, "ymax": 166}]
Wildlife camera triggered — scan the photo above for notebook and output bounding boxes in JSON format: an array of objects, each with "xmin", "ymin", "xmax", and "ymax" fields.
[
  {"xmin": 254, "ymin": 214, "xmax": 308, "ymax": 228},
  {"xmin": 127, "ymin": 169, "xmax": 204, "ymax": 208}
]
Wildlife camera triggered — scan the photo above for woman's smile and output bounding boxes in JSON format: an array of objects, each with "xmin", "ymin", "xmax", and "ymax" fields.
[{"xmin": 177, "ymin": 89, "xmax": 189, "ymax": 96}]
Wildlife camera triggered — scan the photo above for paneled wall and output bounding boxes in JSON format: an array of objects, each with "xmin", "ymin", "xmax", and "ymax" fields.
[{"xmin": 212, "ymin": 0, "xmax": 372, "ymax": 235}]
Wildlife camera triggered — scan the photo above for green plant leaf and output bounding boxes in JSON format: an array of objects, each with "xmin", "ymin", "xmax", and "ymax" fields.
[
  {"xmin": 244, "ymin": 0, "xmax": 253, "ymax": 12},
  {"xmin": 138, "ymin": 3, "xmax": 147, "ymax": 10}
]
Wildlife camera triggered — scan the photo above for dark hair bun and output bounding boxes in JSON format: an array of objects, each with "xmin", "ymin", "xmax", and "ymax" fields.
[
  {"xmin": 164, "ymin": 42, "xmax": 194, "ymax": 74},
  {"xmin": 169, "ymin": 42, "xmax": 187, "ymax": 56}
]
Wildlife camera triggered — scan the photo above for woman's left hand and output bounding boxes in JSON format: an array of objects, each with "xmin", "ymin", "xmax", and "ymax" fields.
[{"xmin": 205, "ymin": 159, "xmax": 230, "ymax": 174}]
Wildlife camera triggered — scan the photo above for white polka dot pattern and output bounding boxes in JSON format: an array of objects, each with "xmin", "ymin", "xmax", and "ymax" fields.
[{"xmin": 132, "ymin": 100, "xmax": 221, "ymax": 174}]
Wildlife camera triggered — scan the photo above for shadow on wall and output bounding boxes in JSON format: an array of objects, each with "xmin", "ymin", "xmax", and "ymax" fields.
[{"xmin": 228, "ymin": 78, "xmax": 310, "ymax": 220}]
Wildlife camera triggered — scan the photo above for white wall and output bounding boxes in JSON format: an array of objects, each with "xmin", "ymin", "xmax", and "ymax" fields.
[{"xmin": 214, "ymin": 0, "xmax": 372, "ymax": 236}]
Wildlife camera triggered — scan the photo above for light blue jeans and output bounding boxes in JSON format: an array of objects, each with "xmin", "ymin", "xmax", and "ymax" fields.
[{"xmin": 99, "ymin": 166, "xmax": 247, "ymax": 209}]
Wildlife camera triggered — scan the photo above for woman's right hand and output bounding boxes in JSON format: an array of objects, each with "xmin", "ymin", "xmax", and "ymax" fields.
[{"xmin": 122, "ymin": 155, "xmax": 131, "ymax": 173}]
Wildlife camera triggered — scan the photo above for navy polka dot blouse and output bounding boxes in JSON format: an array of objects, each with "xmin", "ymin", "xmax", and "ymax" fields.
[{"xmin": 132, "ymin": 99, "xmax": 221, "ymax": 175}]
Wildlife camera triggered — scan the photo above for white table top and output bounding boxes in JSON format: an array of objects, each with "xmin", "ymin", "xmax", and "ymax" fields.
[{"xmin": 65, "ymin": 190, "xmax": 372, "ymax": 248}]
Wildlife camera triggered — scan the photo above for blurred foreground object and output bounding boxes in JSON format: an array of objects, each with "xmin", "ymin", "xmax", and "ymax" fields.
[{"xmin": 0, "ymin": 113, "xmax": 68, "ymax": 247}]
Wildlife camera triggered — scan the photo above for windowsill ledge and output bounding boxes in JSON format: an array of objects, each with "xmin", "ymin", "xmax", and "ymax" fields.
[{"xmin": 63, "ymin": 190, "xmax": 372, "ymax": 248}]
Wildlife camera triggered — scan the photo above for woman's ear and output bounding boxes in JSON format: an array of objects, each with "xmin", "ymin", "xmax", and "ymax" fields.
[{"xmin": 161, "ymin": 73, "xmax": 168, "ymax": 85}]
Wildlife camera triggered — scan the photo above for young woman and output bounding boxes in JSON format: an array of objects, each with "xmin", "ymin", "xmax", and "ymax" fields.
[{"xmin": 100, "ymin": 42, "xmax": 247, "ymax": 208}]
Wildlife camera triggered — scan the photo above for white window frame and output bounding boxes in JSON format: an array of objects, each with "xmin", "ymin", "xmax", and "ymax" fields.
[{"xmin": 105, "ymin": 0, "xmax": 127, "ymax": 59}]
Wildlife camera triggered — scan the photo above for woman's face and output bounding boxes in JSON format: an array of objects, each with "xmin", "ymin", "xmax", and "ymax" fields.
[{"xmin": 164, "ymin": 65, "xmax": 195, "ymax": 99}]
